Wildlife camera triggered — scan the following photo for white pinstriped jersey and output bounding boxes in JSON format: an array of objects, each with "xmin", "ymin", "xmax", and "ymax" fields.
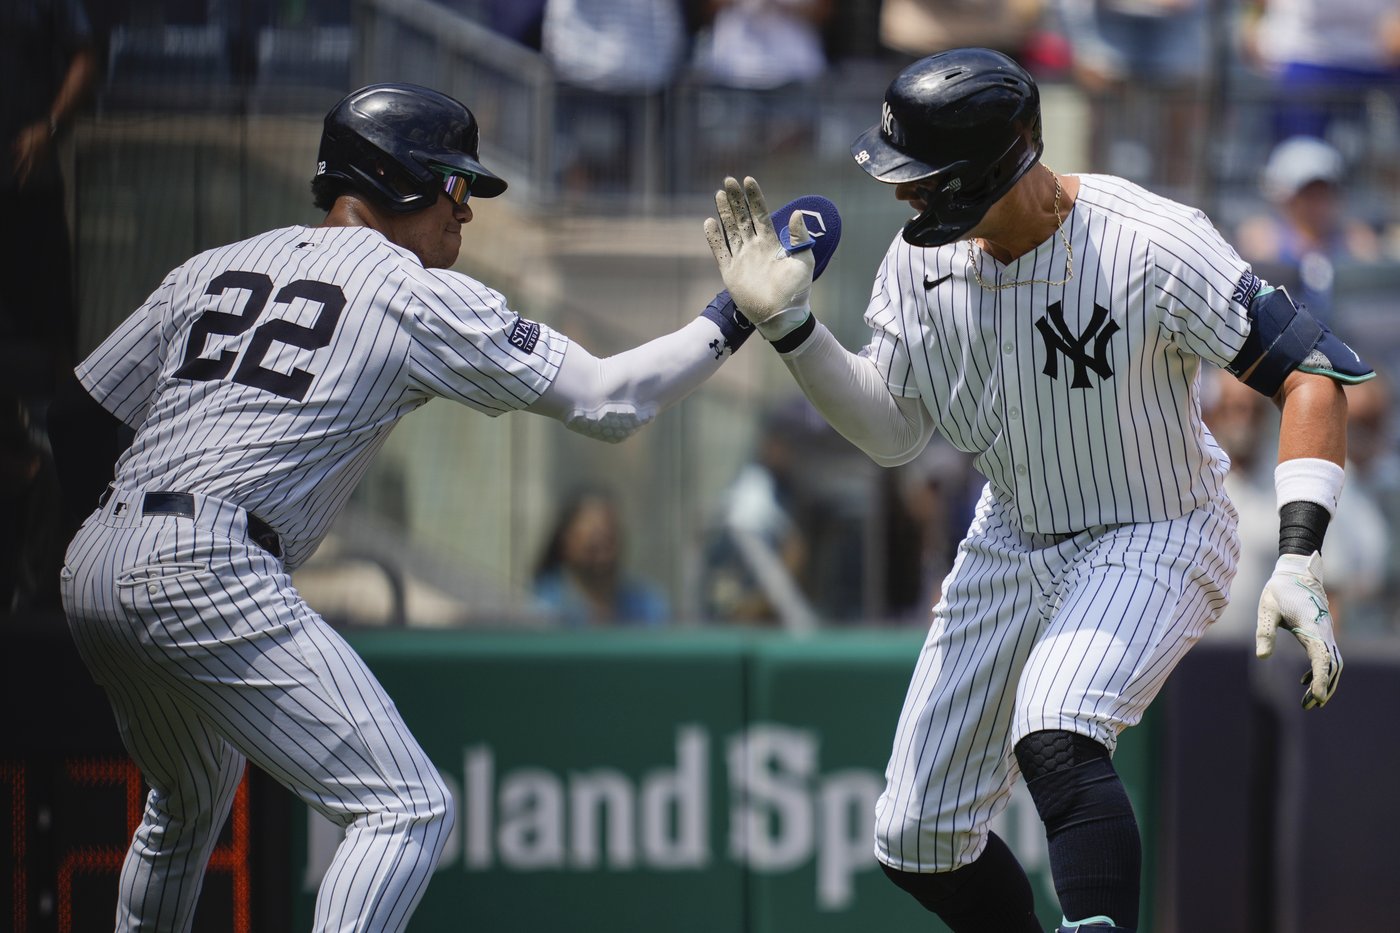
[
  {"xmin": 76, "ymin": 224, "xmax": 569, "ymax": 569},
  {"xmin": 861, "ymin": 174, "xmax": 1253, "ymax": 534}
]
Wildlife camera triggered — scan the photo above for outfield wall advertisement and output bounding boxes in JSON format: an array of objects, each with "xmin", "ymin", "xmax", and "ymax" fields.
[{"xmin": 291, "ymin": 631, "xmax": 1156, "ymax": 932}]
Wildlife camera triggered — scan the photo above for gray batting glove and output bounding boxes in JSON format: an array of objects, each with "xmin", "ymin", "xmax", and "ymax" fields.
[
  {"xmin": 1256, "ymin": 551, "xmax": 1343, "ymax": 710},
  {"xmin": 704, "ymin": 176, "xmax": 815, "ymax": 340}
]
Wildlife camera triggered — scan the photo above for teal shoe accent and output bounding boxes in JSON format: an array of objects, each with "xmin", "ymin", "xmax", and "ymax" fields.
[{"xmin": 1056, "ymin": 917, "xmax": 1123, "ymax": 932}]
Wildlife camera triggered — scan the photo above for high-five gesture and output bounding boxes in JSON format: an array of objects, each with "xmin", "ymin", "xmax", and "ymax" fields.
[{"xmin": 704, "ymin": 176, "xmax": 815, "ymax": 335}]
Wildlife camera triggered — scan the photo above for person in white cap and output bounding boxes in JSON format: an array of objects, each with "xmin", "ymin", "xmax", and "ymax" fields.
[{"xmin": 1235, "ymin": 135, "xmax": 1381, "ymax": 322}]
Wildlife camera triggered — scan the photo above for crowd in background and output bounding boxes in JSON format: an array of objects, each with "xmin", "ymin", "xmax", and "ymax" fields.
[{"xmin": 6, "ymin": 0, "xmax": 1400, "ymax": 642}]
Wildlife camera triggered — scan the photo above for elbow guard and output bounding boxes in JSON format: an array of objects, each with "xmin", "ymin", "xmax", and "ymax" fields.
[
  {"xmin": 564, "ymin": 403, "xmax": 654, "ymax": 443},
  {"xmin": 1226, "ymin": 280, "xmax": 1374, "ymax": 396}
]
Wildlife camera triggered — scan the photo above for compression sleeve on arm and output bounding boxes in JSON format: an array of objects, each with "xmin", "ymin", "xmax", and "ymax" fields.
[
  {"xmin": 778, "ymin": 319, "xmax": 934, "ymax": 467},
  {"xmin": 526, "ymin": 316, "xmax": 728, "ymax": 442}
]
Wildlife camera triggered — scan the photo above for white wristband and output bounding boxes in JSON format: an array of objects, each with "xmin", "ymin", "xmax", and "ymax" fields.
[{"xmin": 1274, "ymin": 457, "xmax": 1345, "ymax": 516}]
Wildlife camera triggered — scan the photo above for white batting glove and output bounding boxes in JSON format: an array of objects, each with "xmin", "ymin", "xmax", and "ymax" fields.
[
  {"xmin": 1256, "ymin": 552, "xmax": 1343, "ymax": 710},
  {"xmin": 703, "ymin": 176, "xmax": 815, "ymax": 339}
]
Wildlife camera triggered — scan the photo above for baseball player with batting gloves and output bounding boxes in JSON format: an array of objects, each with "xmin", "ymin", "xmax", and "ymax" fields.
[
  {"xmin": 54, "ymin": 83, "xmax": 838, "ymax": 932},
  {"xmin": 706, "ymin": 48, "xmax": 1372, "ymax": 933}
]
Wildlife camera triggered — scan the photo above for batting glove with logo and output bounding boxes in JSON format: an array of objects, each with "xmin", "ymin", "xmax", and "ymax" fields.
[
  {"xmin": 704, "ymin": 176, "xmax": 815, "ymax": 339},
  {"xmin": 1255, "ymin": 551, "xmax": 1343, "ymax": 709}
]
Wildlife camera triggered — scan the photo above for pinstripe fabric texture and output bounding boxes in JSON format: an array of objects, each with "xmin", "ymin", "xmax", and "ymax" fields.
[
  {"xmin": 861, "ymin": 174, "xmax": 1250, "ymax": 534},
  {"xmin": 62, "ymin": 493, "xmax": 453, "ymax": 931},
  {"xmin": 76, "ymin": 225, "xmax": 567, "ymax": 571},
  {"xmin": 61, "ymin": 224, "xmax": 568, "ymax": 930},
  {"xmin": 864, "ymin": 175, "xmax": 1246, "ymax": 873}
]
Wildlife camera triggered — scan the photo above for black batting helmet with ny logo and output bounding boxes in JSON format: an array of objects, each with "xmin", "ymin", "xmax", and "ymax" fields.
[
  {"xmin": 851, "ymin": 48, "xmax": 1044, "ymax": 248},
  {"xmin": 316, "ymin": 83, "xmax": 508, "ymax": 213}
]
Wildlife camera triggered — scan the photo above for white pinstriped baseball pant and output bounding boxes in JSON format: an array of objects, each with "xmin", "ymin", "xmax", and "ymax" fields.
[
  {"xmin": 875, "ymin": 486, "xmax": 1239, "ymax": 873},
  {"xmin": 60, "ymin": 489, "xmax": 452, "ymax": 932}
]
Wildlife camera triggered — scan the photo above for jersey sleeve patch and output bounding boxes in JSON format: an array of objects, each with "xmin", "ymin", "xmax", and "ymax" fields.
[
  {"xmin": 509, "ymin": 317, "xmax": 541, "ymax": 355},
  {"xmin": 1232, "ymin": 269, "xmax": 1262, "ymax": 307}
]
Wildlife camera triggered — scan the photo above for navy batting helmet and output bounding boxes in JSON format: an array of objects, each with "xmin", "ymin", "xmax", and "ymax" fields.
[
  {"xmin": 851, "ymin": 48, "xmax": 1043, "ymax": 247},
  {"xmin": 315, "ymin": 83, "xmax": 507, "ymax": 213}
]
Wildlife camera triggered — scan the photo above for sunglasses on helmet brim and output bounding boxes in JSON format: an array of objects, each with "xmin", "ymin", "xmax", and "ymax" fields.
[{"xmin": 431, "ymin": 166, "xmax": 476, "ymax": 205}]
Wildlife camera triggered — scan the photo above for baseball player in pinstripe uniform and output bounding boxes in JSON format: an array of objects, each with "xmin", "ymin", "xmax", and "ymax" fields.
[
  {"xmin": 54, "ymin": 83, "xmax": 827, "ymax": 932},
  {"xmin": 706, "ymin": 49, "xmax": 1373, "ymax": 933}
]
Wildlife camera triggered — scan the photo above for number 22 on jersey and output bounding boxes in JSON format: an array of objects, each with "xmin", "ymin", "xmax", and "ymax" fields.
[{"xmin": 173, "ymin": 270, "xmax": 346, "ymax": 401}]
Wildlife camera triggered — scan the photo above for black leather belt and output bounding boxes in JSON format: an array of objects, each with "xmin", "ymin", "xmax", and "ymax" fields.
[{"xmin": 142, "ymin": 491, "xmax": 283, "ymax": 558}]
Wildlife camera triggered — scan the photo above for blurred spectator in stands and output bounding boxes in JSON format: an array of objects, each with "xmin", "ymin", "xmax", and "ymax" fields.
[
  {"xmin": 1200, "ymin": 368, "xmax": 1278, "ymax": 642},
  {"xmin": 694, "ymin": 0, "xmax": 830, "ymax": 84},
  {"xmin": 1, "ymin": 0, "xmax": 96, "ymax": 415},
  {"xmin": 880, "ymin": 437, "xmax": 979, "ymax": 623},
  {"xmin": 1242, "ymin": 0, "xmax": 1400, "ymax": 144},
  {"xmin": 1330, "ymin": 375, "xmax": 1400, "ymax": 636},
  {"xmin": 542, "ymin": 0, "xmax": 690, "ymax": 196},
  {"xmin": 532, "ymin": 486, "xmax": 670, "ymax": 627},
  {"xmin": 1056, "ymin": 0, "xmax": 1206, "ymax": 188},
  {"xmin": 690, "ymin": 0, "xmax": 832, "ymax": 155},
  {"xmin": 878, "ymin": 0, "xmax": 1045, "ymax": 64},
  {"xmin": 701, "ymin": 400, "xmax": 820, "ymax": 628},
  {"xmin": 1, "ymin": 395, "xmax": 65, "ymax": 612},
  {"xmin": 693, "ymin": 0, "xmax": 831, "ymax": 90},
  {"xmin": 1236, "ymin": 136, "xmax": 1382, "ymax": 327}
]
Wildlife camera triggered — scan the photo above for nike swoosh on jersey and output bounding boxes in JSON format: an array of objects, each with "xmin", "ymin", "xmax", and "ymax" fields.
[{"xmin": 924, "ymin": 272, "xmax": 953, "ymax": 290}]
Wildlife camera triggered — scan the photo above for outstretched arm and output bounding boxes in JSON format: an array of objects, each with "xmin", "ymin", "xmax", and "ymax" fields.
[
  {"xmin": 525, "ymin": 315, "xmax": 736, "ymax": 442},
  {"xmin": 705, "ymin": 174, "xmax": 934, "ymax": 466},
  {"xmin": 775, "ymin": 319, "xmax": 933, "ymax": 467}
]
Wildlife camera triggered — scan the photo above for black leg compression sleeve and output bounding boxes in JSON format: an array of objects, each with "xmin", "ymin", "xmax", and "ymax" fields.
[
  {"xmin": 880, "ymin": 832, "xmax": 1040, "ymax": 933},
  {"xmin": 1015, "ymin": 730, "xmax": 1140, "ymax": 931}
]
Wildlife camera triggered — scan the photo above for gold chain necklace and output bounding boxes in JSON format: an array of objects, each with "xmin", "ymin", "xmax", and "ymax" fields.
[{"xmin": 968, "ymin": 165, "xmax": 1073, "ymax": 291}]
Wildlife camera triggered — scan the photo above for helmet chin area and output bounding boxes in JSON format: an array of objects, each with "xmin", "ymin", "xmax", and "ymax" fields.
[{"xmin": 901, "ymin": 192, "xmax": 991, "ymax": 248}]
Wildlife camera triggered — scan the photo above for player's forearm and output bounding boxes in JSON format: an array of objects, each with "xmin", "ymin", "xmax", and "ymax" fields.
[
  {"xmin": 1275, "ymin": 371, "xmax": 1347, "ymax": 467},
  {"xmin": 602, "ymin": 316, "xmax": 731, "ymax": 413},
  {"xmin": 527, "ymin": 317, "xmax": 728, "ymax": 441},
  {"xmin": 1271, "ymin": 370, "xmax": 1348, "ymax": 559},
  {"xmin": 776, "ymin": 319, "xmax": 933, "ymax": 467}
]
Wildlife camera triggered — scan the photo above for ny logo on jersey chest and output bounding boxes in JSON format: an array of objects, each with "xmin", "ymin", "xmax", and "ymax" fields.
[{"xmin": 1034, "ymin": 301, "xmax": 1119, "ymax": 388}]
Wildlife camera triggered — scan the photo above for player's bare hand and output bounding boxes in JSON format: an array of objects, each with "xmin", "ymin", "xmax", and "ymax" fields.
[
  {"xmin": 703, "ymin": 176, "xmax": 815, "ymax": 335},
  {"xmin": 1255, "ymin": 551, "xmax": 1342, "ymax": 709}
]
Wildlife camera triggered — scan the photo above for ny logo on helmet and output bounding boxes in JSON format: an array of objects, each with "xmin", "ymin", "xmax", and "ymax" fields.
[{"xmin": 881, "ymin": 102, "xmax": 902, "ymax": 145}]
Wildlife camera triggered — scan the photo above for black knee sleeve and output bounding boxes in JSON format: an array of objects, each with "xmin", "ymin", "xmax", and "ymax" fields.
[
  {"xmin": 1015, "ymin": 729, "xmax": 1110, "ymax": 780},
  {"xmin": 1015, "ymin": 730, "xmax": 1114, "ymax": 827},
  {"xmin": 1014, "ymin": 730, "xmax": 1140, "ymax": 930},
  {"xmin": 880, "ymin": 832, "xmax": 1041, "ymax": 933}
]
